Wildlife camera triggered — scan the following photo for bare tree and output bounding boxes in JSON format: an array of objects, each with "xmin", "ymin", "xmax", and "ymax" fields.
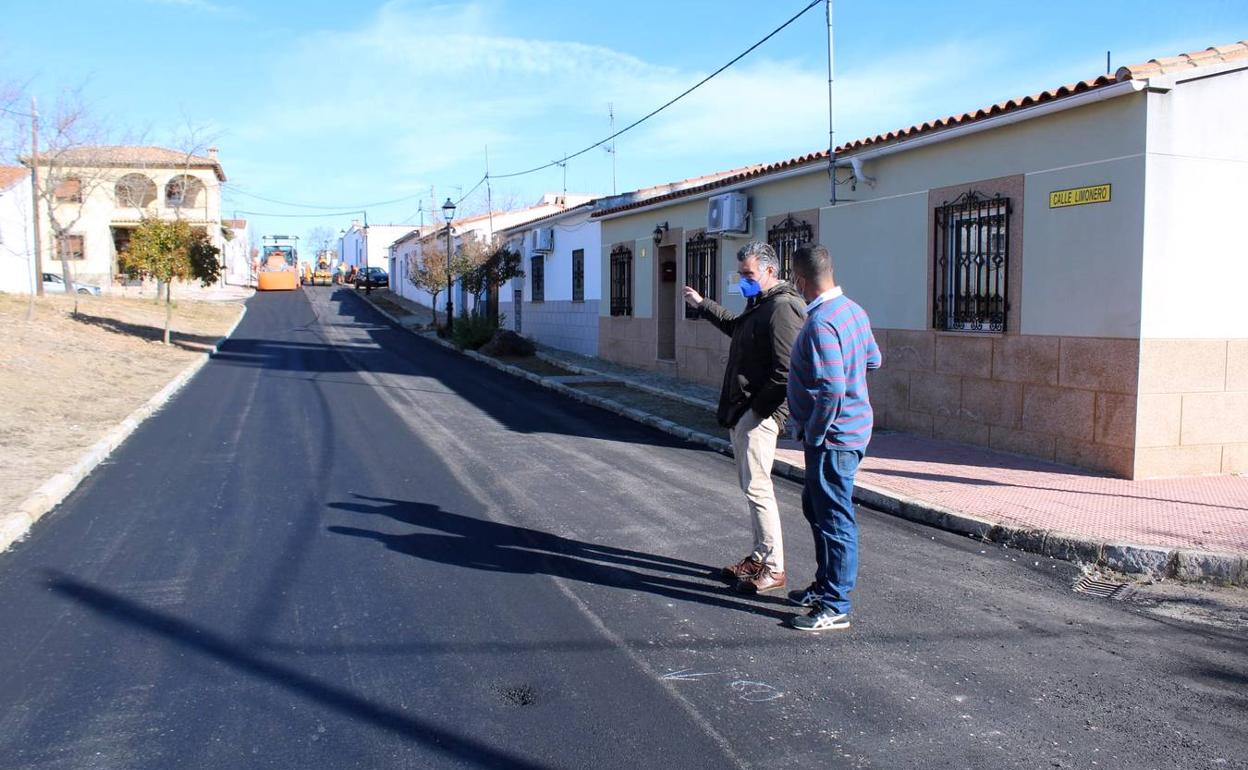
[
  {"xmin": 307, "ymin": 226, "xmax": 335, "ymax": 261},
  {"xmin": 410, "ymin": 236, "xmax": 449, "ymax": 327},
  {"xmin": 25, "ymin": 89, "xmax": 115, "ymax": 316}
]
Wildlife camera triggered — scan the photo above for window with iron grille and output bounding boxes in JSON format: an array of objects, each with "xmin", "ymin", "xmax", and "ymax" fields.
[
  {"xmin": 684, "ymin": 232, "xmax": 718, "ymax": 319},
  {"xmin": 933, "ymin": 191, "xmax": 1010, "ymax": 333},
  {"xmin": 531, "ymin": 255, "xmax": 544, "ymax": 302},
  {"xmin": 766, "ymin": 214, "xmax": 813, "ymax": 280},
  {"xmin": 609, "ymin": 244, "xmax": 632, "ymax": 317},
  {"xmin": 58, "ymin": 234, "xmax": 85, "ymax": 260},
  {"xmin": 571, "ymin": 248, "xmax": 584, "ymax": 303}
]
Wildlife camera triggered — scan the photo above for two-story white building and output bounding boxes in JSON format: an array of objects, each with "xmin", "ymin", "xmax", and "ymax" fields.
[
  {"xmin": 26, "ymin": 145, "xmax": 228, "ymax": 288},
  {"xmin": 0, "ymin": 166, "xmax": 34, "ymax": 295}
]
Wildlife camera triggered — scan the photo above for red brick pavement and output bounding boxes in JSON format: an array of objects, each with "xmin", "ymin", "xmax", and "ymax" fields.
[{"xmin": 775, "ymin": 433, "xmax": 1248, "ymax": 555}]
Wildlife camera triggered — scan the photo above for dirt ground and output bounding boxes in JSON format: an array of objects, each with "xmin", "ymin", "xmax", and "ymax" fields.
[{"xmin": 0, "ymin": 292, "xmax": 244, "ymax": 516}]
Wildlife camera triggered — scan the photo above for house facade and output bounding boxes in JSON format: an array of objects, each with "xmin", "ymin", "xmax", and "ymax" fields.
[
  {"xmin": 390, "ymin": 194, "xmax": 595, "ymax": 318},
  {"xmin": 594, "ymin": 42, "xmax": 1248, "ymax": 479},
  {"xmin": 497, "ymin": 203, "xmax": 600, "ymax": 356},
  {"xmin": 220, "ymin": 218, "xmax": 252, "ymax": 286},
  {"xmin": 26, "ymin": 145, "xmax": 227, "ymax": 288},
  {"xmin": 340, "ymin": 221, "xmax": 418, "ymax": 271},
  {"xmin": 0, "ymin": 167, "xmax": 34, "ymax": 295}
]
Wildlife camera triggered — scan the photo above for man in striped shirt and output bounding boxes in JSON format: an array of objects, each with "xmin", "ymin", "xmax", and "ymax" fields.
[{"xmin": 785, "ymin": 245, "xmax": 881, "ymax": 632}]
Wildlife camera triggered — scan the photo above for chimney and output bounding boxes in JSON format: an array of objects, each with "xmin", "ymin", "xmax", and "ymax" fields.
[
  {"xmin": 350, "ymin": 219, "xmax": 361, "ymax": 229},
  {"xmin": 207, "ymin": 146, "xmax": 219, "ymax": 161}
]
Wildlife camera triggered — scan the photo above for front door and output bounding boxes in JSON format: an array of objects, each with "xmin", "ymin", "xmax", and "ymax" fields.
[{"xmin": 656, "ymin": 244, "xmax": 677, "ymax": 361}]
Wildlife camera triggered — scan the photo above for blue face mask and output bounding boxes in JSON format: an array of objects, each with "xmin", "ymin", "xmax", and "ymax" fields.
[{"xmin": 739, "ymin": 277, "xmax": 762, "ymax": 298}]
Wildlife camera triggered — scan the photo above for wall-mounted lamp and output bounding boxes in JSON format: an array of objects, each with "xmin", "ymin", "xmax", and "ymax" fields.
[{"xmin": 652, "ymin": 221, "xmax": 669, "ymax": 245}]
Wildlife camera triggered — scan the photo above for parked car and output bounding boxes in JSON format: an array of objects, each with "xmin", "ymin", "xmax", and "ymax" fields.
[
  {"xmin": 42, "ymin": 273, "xmax": 102, "ymax": 296},
  {"xmin": 355, "ymin": 267, "xmax": 388, "ymax": 289}
]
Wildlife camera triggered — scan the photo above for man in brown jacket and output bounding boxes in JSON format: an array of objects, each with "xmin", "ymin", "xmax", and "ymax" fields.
[{"xmin": 684, "ymin": 241, "xmax": 806, "ymax": 593}]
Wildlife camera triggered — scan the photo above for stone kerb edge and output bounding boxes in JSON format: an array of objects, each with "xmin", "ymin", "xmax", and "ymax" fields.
[
  {"xmin": 1, "ymin": 304, "xmax": 250, "ymax": 554},
  {"xmin": 359, "ymin": 294, "xmax": 1246, "ymax": 586}
]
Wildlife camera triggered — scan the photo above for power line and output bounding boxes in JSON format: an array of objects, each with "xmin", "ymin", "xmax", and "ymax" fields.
[
  {"xmin": 225, "ymin": 0, "xmax": 821, "ymax": 220},
  {"xmin": 231, "ymin": 208, "xmax": 367, "ymax": 219},
  {"xmin": 223, "ymin": 183, "xmax": 433, "ymax": 210},
  {"xmin": 0, "ymin": 105, "xmax": 35, "ymax": 119},
  {"xmin": 488, "ymin": 0, "xmax": 821, "ymax": 180}
]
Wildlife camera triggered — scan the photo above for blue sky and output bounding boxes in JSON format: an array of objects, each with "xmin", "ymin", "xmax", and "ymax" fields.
[{"xmin": 2, "ymin": 0, "xmax": 1245, "ymax": 242}]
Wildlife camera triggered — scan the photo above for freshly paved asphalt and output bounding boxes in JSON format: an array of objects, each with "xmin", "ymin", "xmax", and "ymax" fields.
[{"xmin": 1, "ymin": 287, "xmax": 1245, "ymax": 770}]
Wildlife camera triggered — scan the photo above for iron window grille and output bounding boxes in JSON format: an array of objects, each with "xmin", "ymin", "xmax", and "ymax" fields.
[
  {"xmin": 571, "ymin": 249, "xmax": 585, "ymax": 303},
  {"xmin": 684, "ymin": 232, "xmax": 718, "ymax": 319},
  {"xmin": 531, "ymin": 255, "xmax": 545, "ymax": 303},
  {"xmin": 609, "ymin": 244, "xmax": 633, "ymax": 316},
  {"xmin": 766, "ymin": 214, "xmax": 814, "ymax": 281},
  {"xmin": 933, "ymin": 191, "xmax": 1011, "ymax": 333}
]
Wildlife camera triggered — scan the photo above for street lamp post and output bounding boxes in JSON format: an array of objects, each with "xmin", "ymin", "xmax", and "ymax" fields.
[{"xmin": 441, "ymin": 197, "xmax": 456, "ymax": 334}]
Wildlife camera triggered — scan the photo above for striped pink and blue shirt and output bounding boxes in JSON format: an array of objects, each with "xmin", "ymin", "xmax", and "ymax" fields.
[{"xmin": 787, "ymin": 287, "xmax": 882, "ymax": 449}]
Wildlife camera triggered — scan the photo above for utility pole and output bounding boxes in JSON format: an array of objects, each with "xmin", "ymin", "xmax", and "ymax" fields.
[
  {"xmin": 29, "ymin": 96, "xmax": 44, "ymax": 296},
  {"xmin": 826, "ymin": 0, "xmax": 836, "ymax": 206}
]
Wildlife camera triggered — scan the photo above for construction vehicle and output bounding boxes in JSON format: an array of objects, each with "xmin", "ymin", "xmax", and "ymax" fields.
[
  {"xmin": 312, "ymin": 250, "xmax": 334, "ymax": 286},
  {"xmin": 257, "ymin": 235, "xmax": 300, "ymax": 291}
]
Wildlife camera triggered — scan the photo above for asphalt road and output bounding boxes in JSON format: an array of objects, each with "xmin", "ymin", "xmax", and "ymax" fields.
[{"xmin": 1, "ymin": 287, "xmax": 1244, "ymax": 770}]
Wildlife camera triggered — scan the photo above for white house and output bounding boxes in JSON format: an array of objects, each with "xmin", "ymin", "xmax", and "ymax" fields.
[
  {"xmin": 339, "ymin": 221, "xmax": 418, "ymax": 271},
  {"xmin": 221, "ymin": 218, "xmax": 252, "ymax": 286},
  {"xmin": 497, "ymin": 203, "xmax": 600, "ymax": 356},
  {"xmin": 592, "ymin": 39, "xmax": 1248, "ymax": 479},
  {"xmin": 0, "ymin": 166, "xmax": 34, "ymax": 295},
  {"xmin": 391, "ymin": 193, "xmax": 595, "ymax": 319}
]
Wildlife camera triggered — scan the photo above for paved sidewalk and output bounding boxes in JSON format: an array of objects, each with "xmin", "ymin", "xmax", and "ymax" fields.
[{"xmin": 543, "ymin": 348, "xmax": 1248, "ymax": 580}]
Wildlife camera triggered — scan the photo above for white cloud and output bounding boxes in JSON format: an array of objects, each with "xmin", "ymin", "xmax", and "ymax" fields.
[{"xmin": 228, "ymin": 1, "xmax": 1143, "ymax": 216}]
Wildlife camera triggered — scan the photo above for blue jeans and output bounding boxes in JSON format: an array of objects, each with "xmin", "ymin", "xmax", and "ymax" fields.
[{"xmin": 801, "ymin": 444, "xmax": 864, "ymax": 615}]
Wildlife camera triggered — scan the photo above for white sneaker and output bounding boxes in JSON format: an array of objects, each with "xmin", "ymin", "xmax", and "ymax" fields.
[{"xmin": 791, "ymin": 606, "xmax": 850, "ymax": 632}]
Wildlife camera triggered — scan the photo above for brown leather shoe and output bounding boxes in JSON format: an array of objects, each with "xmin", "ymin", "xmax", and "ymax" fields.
[
  {"xmin": 736, "ymin": 566, "xmax": 787, "ymax": 594},
  {"xmin": 721, "ymin": 555, "xmax": 763, "ymax": 582}
]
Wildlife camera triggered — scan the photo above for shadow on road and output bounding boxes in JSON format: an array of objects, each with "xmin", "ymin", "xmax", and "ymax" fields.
[
  {"xmin": 327, "ymin": 494, "xmax": 792, "ymax": 622},
  {"xmin": 43, "ymin": 571, "xmax": 556, "ymax": 770}
]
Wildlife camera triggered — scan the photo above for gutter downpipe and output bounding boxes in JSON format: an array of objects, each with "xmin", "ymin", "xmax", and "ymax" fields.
[{"xmin": 594, "ymin": 78, "xmax": 1147, "ymax": 222}]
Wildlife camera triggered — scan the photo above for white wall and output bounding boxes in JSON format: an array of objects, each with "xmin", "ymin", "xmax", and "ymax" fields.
[
  {"xmin": 0, "ymin": 174, "xmax": 35, "ymax": 294},
  {"xmin": 500, "ymin": 209, "xmax": 601, "ymax": 305},
  {"xmin": 823, "ymin": 91, "xmax": 1149, "ymax": 338},
  {"xmin": 1140, "ymin": 67, "xmax": 1248, "ymax": 339}
]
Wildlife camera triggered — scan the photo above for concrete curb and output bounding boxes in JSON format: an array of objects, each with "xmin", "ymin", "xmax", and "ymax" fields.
[
  {"xmin": 533, "ymin": 352, "xmax": 719, "ymax": 411},
  {"xmin": 0, "ymin": 304, "xmax": 250, "ymax": 554},
  {"xmin": 359, "ymin": 295, "xmax": 1247, "ymax": 586}
]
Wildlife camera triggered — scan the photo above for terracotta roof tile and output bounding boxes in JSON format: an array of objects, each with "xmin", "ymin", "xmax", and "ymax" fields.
[
  {"xmin": 594, "ymin": 39, "xmax": 1247, "ymax": 218},
  {"xmin": 0, "ymin": 166, "xmax": 29, "ymax": 191},
  {"xmin": 29, "ymin": 145, "xmax": 227, "ymax": 181},
  {"xmin": 1116, "ymin": 39, "xmax": 1248, "ymax": 78}
]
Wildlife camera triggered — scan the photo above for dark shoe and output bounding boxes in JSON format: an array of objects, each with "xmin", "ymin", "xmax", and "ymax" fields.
[
  {"xmin": 735, "ymin": 566, "xmax": 786, "ymax": 594},
  {"xmin": 787, "ymin": 583, "xmax": 821, "ymax": 608},
  {"xmin": 790, "ymin": 606, "xmax": 850, "ymax": 632},
  {"xmin": 721, "ymin": 555, "xmax": 763, "ymax": 582}
]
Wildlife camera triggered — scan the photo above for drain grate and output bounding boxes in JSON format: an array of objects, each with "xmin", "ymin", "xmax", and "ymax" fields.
[{"xmin": 1072, "ymin": 574, "xmax": 1130, "ymax": 599}]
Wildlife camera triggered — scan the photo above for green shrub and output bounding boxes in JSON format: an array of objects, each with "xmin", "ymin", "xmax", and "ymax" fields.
[{"xmin": 451, "ymin": 313, "xmax": 498, "ymax": 350}]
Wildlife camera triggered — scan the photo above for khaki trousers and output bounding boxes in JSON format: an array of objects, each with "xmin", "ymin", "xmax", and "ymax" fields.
[{"xmin": 729, "ymin": 409, "xmax": 784, "ymax": 572}]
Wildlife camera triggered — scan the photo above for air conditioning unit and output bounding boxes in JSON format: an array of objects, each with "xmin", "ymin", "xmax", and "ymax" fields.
[
  {"xmin": 531, "ymin": 227, "xmax": 555, "ymax": 253},
  {"xmin": 707, "ymin": 192, "xmax": 749, "ymax": 234}
]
